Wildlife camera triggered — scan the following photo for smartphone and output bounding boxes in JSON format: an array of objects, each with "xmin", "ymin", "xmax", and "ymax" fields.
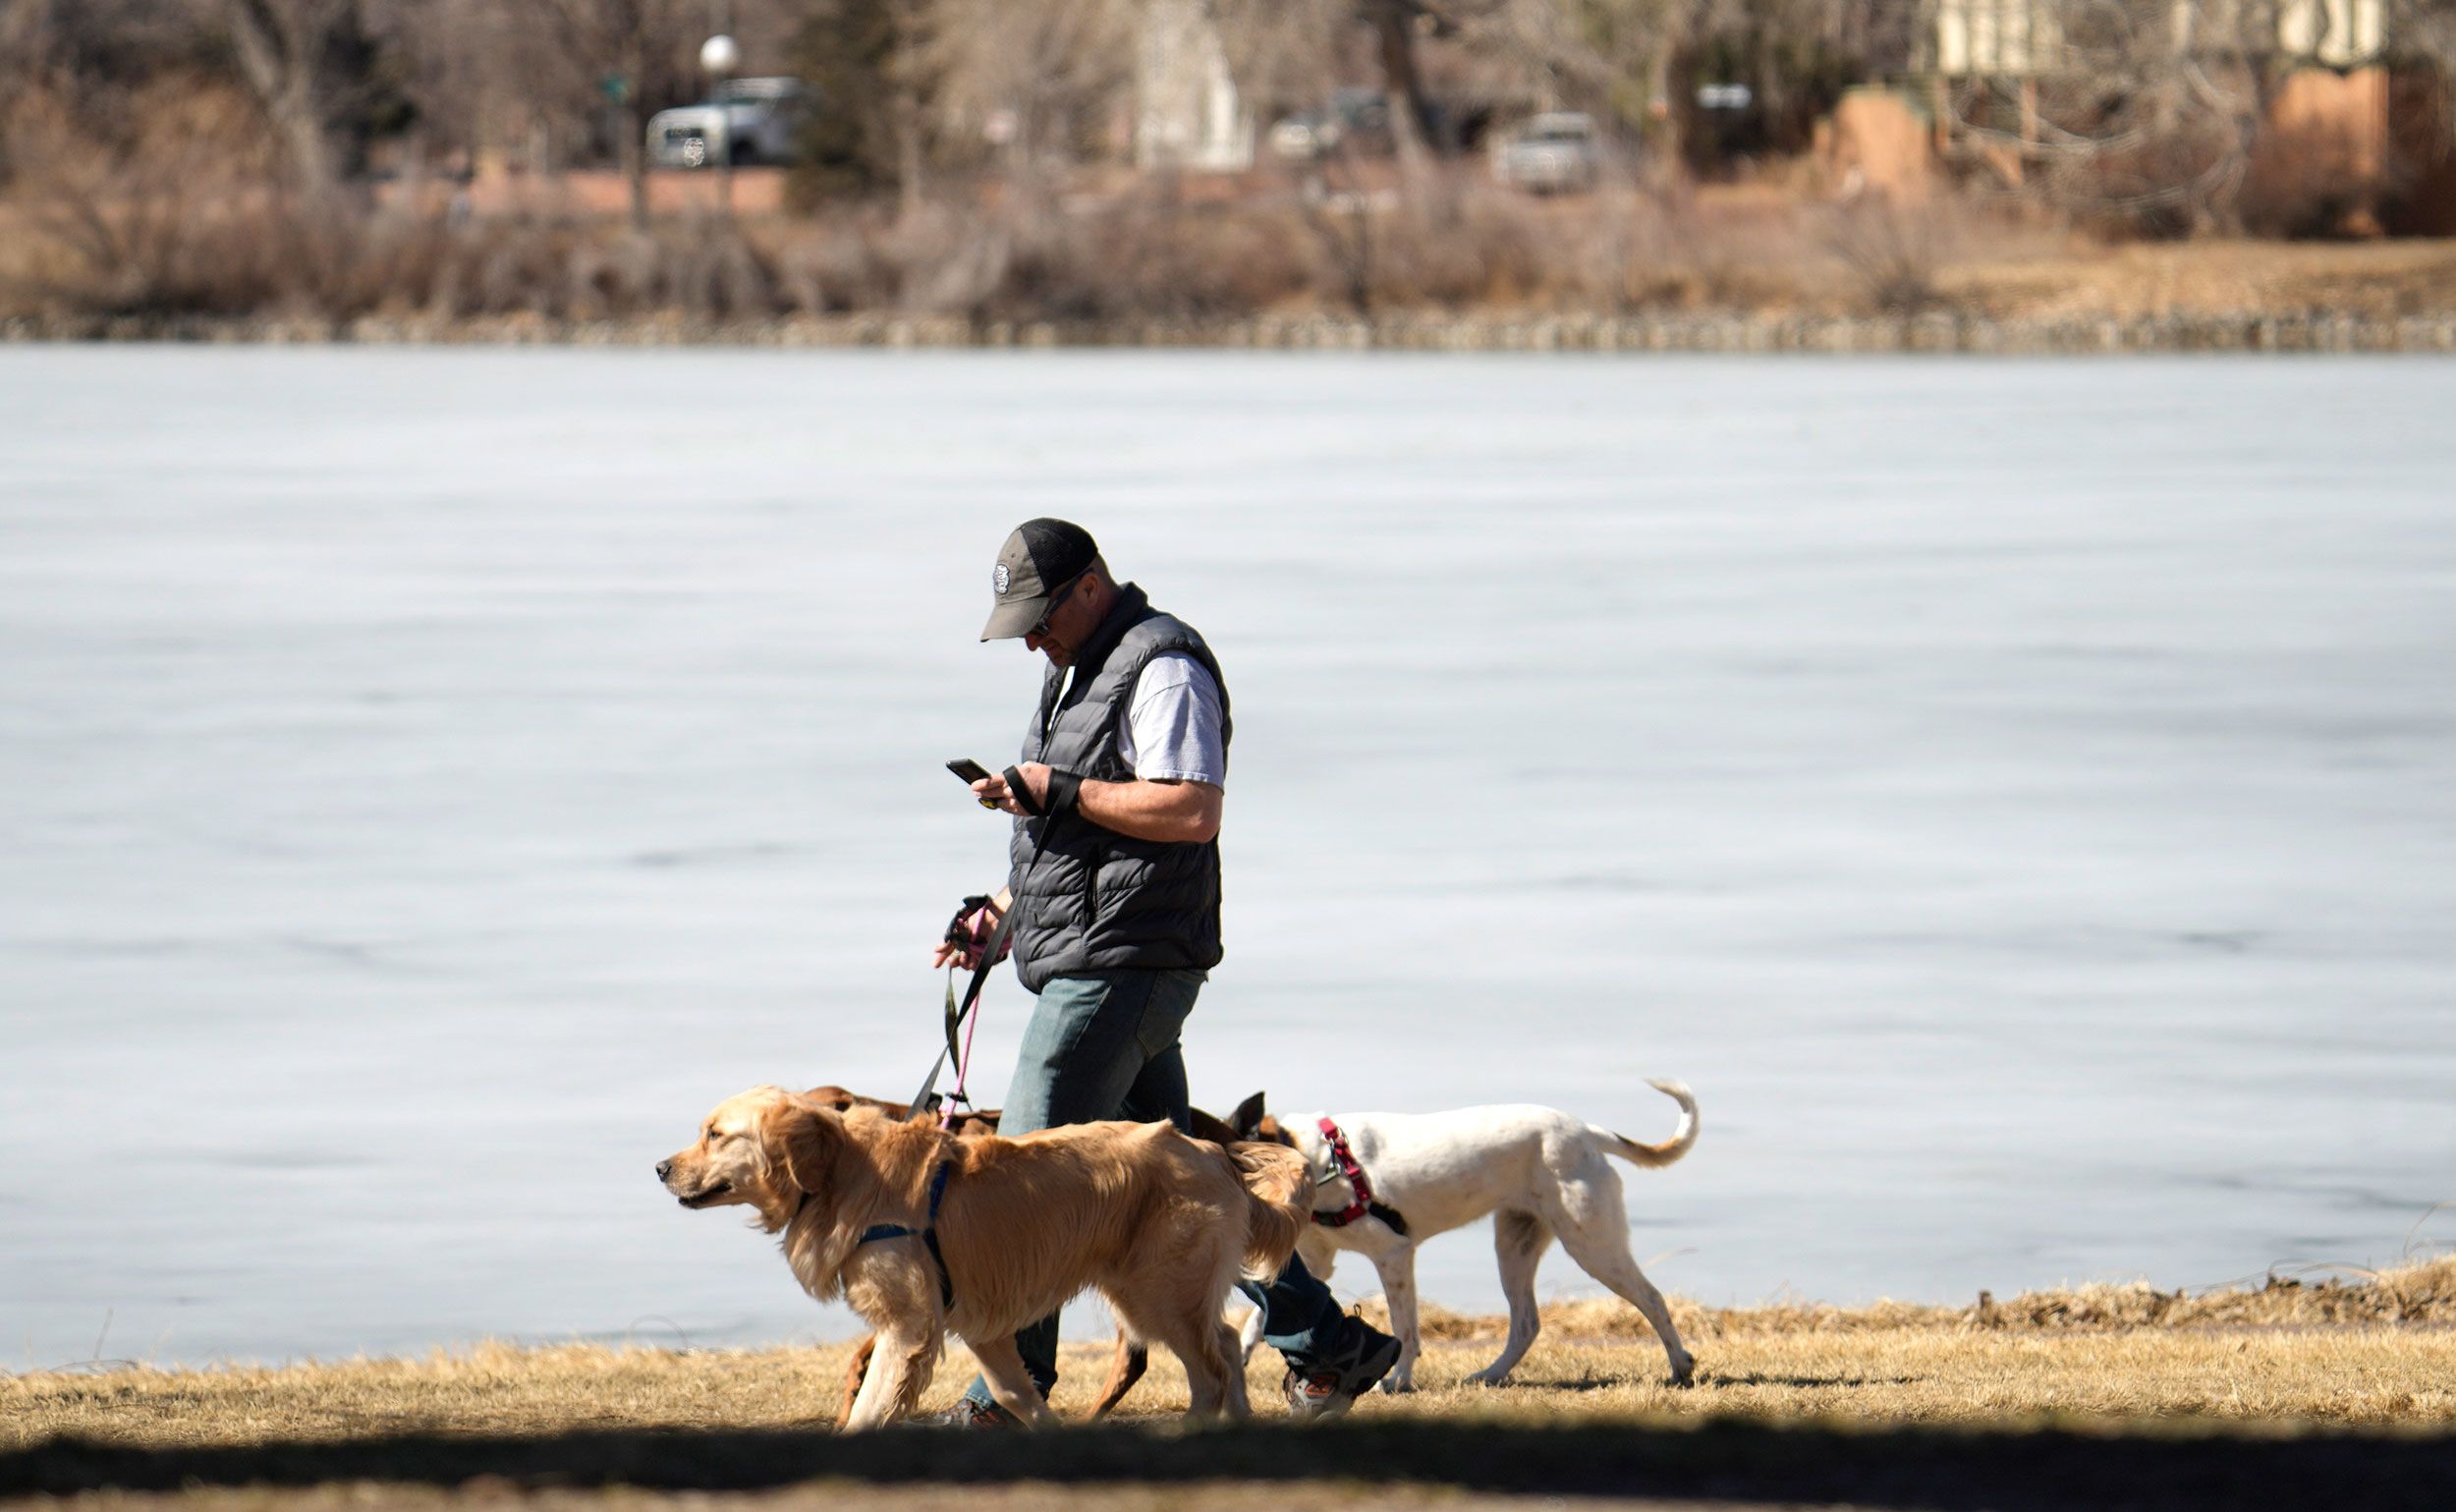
[{"xmin": 946, "ymin": 758, "xmax": 995, "ymax": 785}]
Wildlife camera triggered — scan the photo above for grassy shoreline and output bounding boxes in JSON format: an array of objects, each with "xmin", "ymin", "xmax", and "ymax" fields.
[
  {"xmin": 10, "ymin": 307, "xmax": 2456, "ymax": 353},
  {"xmin": 9, "ymin": 1259, "xmax": 2451, "ymax": 1429},
  {"xmin": 9, "ymin": 227, "xmax": 2456, "ymax": 355},
  {"xmin": 9, "ymin": 1260, "xmax": 2452, "ymax": 1508}
]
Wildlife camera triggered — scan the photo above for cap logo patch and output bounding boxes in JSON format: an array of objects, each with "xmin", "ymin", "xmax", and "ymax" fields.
[{"xmin": 992, "ymin": 563, "xmax": 1012, "ymax": 594}]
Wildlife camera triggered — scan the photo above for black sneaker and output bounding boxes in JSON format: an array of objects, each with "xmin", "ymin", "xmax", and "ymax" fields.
[
  {"xmin": 1282, "ymin": 1316, "xmax": 1401, "ymax": 1421},
  {"xmin": 925, "ymin": 1395, "xmax": 1022, "ymax": 1428}
]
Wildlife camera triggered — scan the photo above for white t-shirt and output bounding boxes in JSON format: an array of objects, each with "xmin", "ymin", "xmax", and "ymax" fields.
[{"xmin": 1117, "ymin": 653, "xmax": 1226, "ymax": 788}]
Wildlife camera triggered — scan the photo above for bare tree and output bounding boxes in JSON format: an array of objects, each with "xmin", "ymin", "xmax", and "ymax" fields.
[
  {"xmin": 791, "ymin": 0, "xmax": 947, "ymax": 215},
  {"xmin": 925, "ymin": 0, "xmax": 1137, "ymax": 185},
  {"xmin": 1207, "ymin": 0, "xmax": 1444, "ymax": 162},
  {"xmin": 217, "ymin": 0, "xmax": 386, "ymax": 198},
  {"xmin": 534, "ymin": 0, "xmax": 703, "ymax": 227}
]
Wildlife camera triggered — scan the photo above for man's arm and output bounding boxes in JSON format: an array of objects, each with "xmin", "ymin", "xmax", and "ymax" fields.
[{"xmin": 972, "ymin": 766, "xmax": 1222, "ymax": 844}]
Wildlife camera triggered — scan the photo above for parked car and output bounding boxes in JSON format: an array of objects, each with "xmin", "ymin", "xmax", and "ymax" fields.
[
  {"xmin": 1493, "ymin": 111, "xmax": 1600, "ymax": 194},
  {"xmin": 646, "ymin": 77, "xmax": 812, "ymax": 169},
  {"xmin": 1267, "ymin": 87, "xmax": 1393, "ymax": 160}
]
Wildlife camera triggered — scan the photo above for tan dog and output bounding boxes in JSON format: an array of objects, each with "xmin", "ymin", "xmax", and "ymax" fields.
[
  {"xmin": 657, "ymin": 1085, "xmax": 1311, "ymax": 1428},
  {"xmin": 804, "ymin": 1085, "xmax": 1002, "ymax": 1139},
  {"xmin": 812, "ymin": 1088, "xmax": 1251, "ymax": 1423}
]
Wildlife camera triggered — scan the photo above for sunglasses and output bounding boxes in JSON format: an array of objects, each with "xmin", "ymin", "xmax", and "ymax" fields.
[{"xmin": 1028, "ymin": 569, "xmax": 1089, "ymax": 640}]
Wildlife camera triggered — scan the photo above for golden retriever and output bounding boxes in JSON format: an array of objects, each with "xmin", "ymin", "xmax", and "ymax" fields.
[
  {"xmin": 657, "ymin": 1085, "xmax": 1311, "ymax": 1428},
  {"xmin": 809, "ymin": 1087, "xmax": 1254, "ymax": 1425}
]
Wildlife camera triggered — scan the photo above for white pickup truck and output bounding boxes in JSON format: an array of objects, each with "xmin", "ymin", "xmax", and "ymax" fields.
[
  {"xmin": 646, "ymin": 77, "xmax": 812, "ymax": 169},
  {"xmin": 1492, "ymin": 112, "xmax": 1600, "ymax": 195}
]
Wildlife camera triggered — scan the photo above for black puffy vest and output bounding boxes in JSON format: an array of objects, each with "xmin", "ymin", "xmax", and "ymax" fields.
[{"xmin": 1006, "ymin": 584, "xmax": 1231, "ymax": 992}]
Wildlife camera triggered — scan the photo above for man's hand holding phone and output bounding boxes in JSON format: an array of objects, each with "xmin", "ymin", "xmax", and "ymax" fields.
[
  {"xmin": 946, "ymin": 758, "xmax": 1000, "ymax": 810},
  {"xmin": 948, "ymin": 756, "xmax": 1053, "ymax": 817}
]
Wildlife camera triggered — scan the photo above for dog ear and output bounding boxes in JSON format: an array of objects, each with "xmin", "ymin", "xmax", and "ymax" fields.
[
  {"xmin": 803, "ymin": 1085, "xmax": 859, "ymax": 1113},
  {"xmin": 1229, "ymin": 1091, "xmax": 1267, "ymax": 1139},
  {"xmin": 770, "ymin": 1100, "xmax": 843, "ymax": 1198}
]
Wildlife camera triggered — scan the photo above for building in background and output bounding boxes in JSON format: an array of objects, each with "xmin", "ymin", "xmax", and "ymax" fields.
[{"xmin": 1136, "ymin": 0, "xmax": 1254, "ymax": 171}]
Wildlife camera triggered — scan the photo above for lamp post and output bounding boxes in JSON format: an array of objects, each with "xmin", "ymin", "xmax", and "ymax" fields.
[{"xmin": 699, "ymin": 30, "xmax": 741, "ymax": 219}]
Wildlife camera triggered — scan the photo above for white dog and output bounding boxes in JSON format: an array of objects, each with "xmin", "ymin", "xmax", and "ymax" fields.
[{"xmin": 1230, "ymin": 1081, "xmax": 1699, "ymax": 1391}]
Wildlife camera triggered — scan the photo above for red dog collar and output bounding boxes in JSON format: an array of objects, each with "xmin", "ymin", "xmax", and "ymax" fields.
[{"xmin": 1311, "ymin": 1117, "xmax": 1410, "ymax": 1236}]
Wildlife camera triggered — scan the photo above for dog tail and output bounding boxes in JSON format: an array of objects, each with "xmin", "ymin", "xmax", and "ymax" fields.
[
  {"xmin": 1226, "ymin": 1141, "xmax": 1312, "ymax": 1280},
  {"xmin": 1598, "ymin": 1080, "xmax": 1699, "ymax": 1168}
]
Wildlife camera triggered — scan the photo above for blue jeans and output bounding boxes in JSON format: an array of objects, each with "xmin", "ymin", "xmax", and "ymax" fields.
[{"xmin": 963, "ymin": 968, "xmax": 1348, "ymax": 1406}]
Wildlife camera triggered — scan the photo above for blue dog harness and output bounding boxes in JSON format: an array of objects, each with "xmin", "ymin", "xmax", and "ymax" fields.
[{"xmin": 855, "ymin": 1159, "xmax": 956, "ymax": 1310}]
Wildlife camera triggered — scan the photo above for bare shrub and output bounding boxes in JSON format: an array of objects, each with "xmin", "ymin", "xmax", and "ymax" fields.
[
  {"xmin": 1065, "ymin": 186, "xmax": 1316, "ymax": 321},
  {"xmin": 454, "ymin": 219, "xmax": 585, "ymax": 316},
  {"xmin": 660, "ymin": 223, "xmax": 783, "ymax": 318},
  {"xmin": 408, "ymin": 219, "xmax": 785, "ymax": 321},
  {"xmin": 1554, "ymin": 182, "xmax": 1694, "ymax": 312},
  {"xmin": 1654, "ymin": 185, "xmax": 1826, "ymax": 311},
  {"xmin": 1289, "ymin": 172, "xmax": 1379, "ymax": 315},
  {"xmin": 767, "ymin": 213, "xmax": 909, "ymax": 312},
  {"xmin": 879, "ymin": 199, "xmax": 1020, "ymax": 314},
  {"xmin": 563, "ymin": 231, "xmax": 667, "ymax": 318},
  {"xmin": 1369, "ymin": 177, "xmax": 1552, "ymax": 308},
  {"xmin": 267, "ymin": 211, "xmax": 456, "ymax": 319},
  {"xmin": 2, "ymin": 79, "xmax": 283, "ymax": 316},
  {"xmin": 1819, "ymin": 194, "xmax": 1964, "ymax": 313}
]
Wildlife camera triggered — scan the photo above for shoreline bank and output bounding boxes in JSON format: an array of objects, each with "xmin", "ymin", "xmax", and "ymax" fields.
[
  {"xmin": 8, "ymin": 1262, "xmax": 2451, "ymax": 1506},
  {"xmin": 11, "ymin": 308, "xmax": 2456, "ymax": 354}
]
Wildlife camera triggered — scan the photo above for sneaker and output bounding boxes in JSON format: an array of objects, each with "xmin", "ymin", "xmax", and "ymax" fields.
[
  {"xmin": 925, "ymin": 1395, "xmax": 1022, "ymax": 1428},
  {"xmin": 1282, "ymin": 1316, "xmax": 1401, "ymax": 1421}
]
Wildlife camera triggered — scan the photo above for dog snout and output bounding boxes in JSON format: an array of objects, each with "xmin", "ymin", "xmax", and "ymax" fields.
[{"xmin": 655, "ymin": 1158, "xmax": 674, "ymax": 1181}]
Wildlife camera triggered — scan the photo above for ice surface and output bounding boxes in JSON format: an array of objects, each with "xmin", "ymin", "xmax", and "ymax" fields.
[{"xmin": 2, "ymin": 347, "xmax": 2451, "ymax": 1368}]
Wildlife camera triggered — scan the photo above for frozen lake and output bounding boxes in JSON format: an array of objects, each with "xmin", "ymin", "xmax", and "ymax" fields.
[{"xmin": 2, "ymin": 346, "xmax": 2451, "ymax": 1371}]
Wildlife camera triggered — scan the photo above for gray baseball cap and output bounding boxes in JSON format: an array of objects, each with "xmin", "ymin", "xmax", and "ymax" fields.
[{"xmin": 981, "ymin": 518, "xmax": 1098, "ymax": 641}]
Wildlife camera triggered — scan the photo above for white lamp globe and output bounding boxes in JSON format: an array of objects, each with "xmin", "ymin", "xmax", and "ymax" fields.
[{"xmin": 699, "ymin": 34, "xmax": 740, "ymax": 76}]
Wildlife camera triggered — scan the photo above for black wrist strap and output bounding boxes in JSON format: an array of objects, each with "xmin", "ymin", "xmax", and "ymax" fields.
[
  {"xmin": 1003, "ymin": 765, "xmax": 1045, "ymax": 817},
  {"xmin": 1043, "ymin": 768, "xmax": 1082, "ymax": 818}
]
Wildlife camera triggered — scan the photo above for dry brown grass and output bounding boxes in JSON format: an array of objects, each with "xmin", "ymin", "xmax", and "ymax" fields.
[
  {"xmin": 11, "ymin": 1267, "xmax": 2456, "ymax": 1512},
  {"xmin": 10, "ymin": 139, "xmax": 2456, "ymax": 338},
  {"xmin": 1939, "ymin": 235, "xmax": 2456, "ymax": 321},
  {"xmin": 2, "ymin": 1490, "xmax": 1691, "ymax": 1512},
  {"xmin": 11, "ymin": 1324, "xmax": 2450, "ymax": 1446},
  {"xmin": 10, "ymin": 1257, "xmax": 2454, "ymax": 1454},
  {"xmin": 5, "ymin": 70, "xmax": 2451, "ymax": 339}
]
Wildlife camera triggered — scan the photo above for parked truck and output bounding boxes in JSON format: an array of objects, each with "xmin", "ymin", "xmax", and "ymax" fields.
[
  {"xmin": 1492, "ymin": 112, "xmax": 1600, "ymax": 194},
  {"xmin": 646, "ymin": 77, "xmax": 812, "ymax": 169}
]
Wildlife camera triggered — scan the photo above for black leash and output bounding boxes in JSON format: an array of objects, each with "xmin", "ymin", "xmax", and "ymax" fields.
[{"xmin": 909, "ymin": 768, "xmax": 1070, "ymax": 1119}]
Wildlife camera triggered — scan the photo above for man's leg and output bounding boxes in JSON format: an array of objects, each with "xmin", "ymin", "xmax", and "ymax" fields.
[
  {"xmin": 1244, "ymin": 1250, "xmax": 1403, "ymax": 1418},
  {"xmin": 960, "ymin": 969, "xmax": 1202, "ymax": 1411},
  {"xmin": 1238, "ymin": 1254, "xmax": 1345, "ymax": 1362},
  {"xmin": 1113, "ymin": 971, "xmax": 1200, "ymax": 1131},
  {"xmin": 1103, "ymin": 974, "xmax": 1344, "ymax": 1366}
]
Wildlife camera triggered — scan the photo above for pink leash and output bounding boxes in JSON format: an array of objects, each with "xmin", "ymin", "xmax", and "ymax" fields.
[
  {"xmin": 937, "ymin": 896, "xmax": 1002, "ymax": 1130},
  {"xmin": 939, "ymin": 963, "xmax": 986, "ymax": 1131}
]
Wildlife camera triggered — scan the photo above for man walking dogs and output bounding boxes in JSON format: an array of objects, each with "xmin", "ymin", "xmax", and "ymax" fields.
[{"xmin": 932, "ymin": 518, "xmax": 1400, "ymax": 1423}]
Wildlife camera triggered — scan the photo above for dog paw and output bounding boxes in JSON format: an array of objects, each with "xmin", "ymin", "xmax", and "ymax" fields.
[
  {"xmin": 1464, "ymin": 1370, "xmax": 1511, "ymax": 1387},
  {"xmin": 1377, "ymin": 1376, "xmax": 1416, "ymax": 1395}
]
